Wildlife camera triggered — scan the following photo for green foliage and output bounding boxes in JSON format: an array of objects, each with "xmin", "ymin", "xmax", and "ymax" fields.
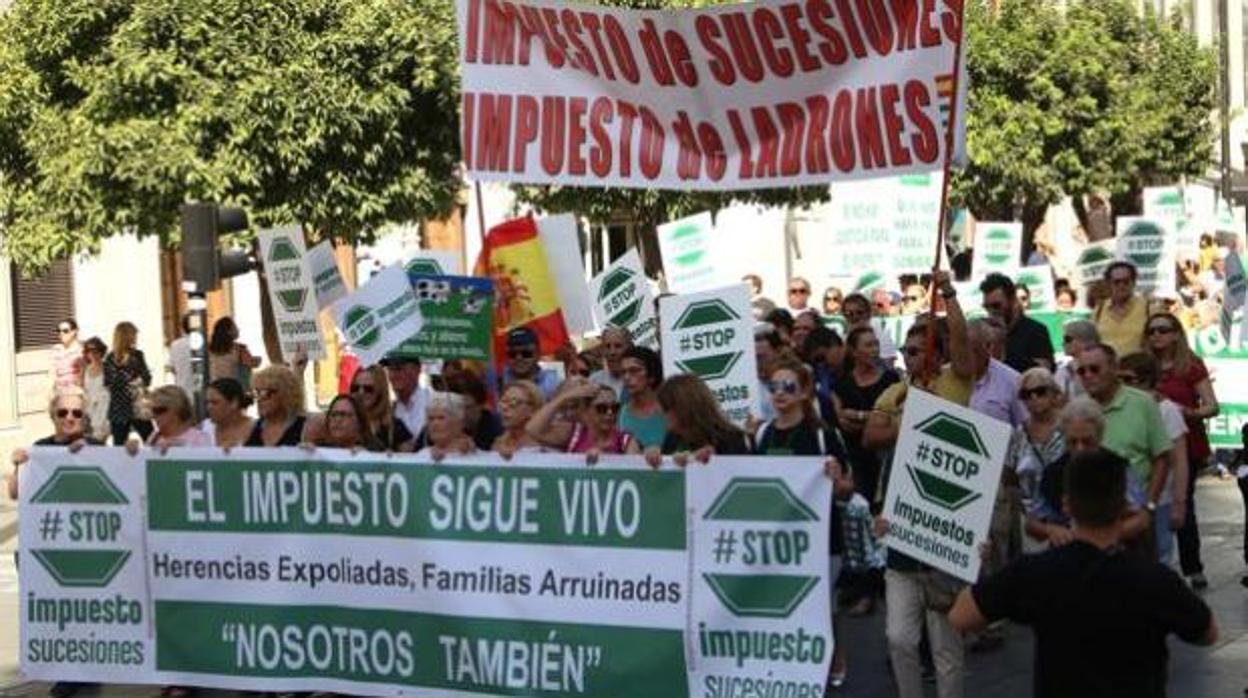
[
  {"xmin": 509, "ymin": 0, "xmax": 829, "ymax": 232},
  {"xmin": 953, "ymin": 0, "xmax": 1217, "ymax": 222},
  {"xmin": 0, "ymin": 0, "xmax": 462, "ymax": 274}
]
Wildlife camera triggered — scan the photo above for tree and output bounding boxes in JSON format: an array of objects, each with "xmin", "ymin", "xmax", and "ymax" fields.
[
  {"xmin": 0, "ymin": 0, "xmax": 463, "ymax": 275},
  {"xmin": 509, "ymin": 0, "xmax": 831, "ymax": 273},
  {"xmin": 952, "ymin": 0, "xmax": 1217, "ymax": 243}
]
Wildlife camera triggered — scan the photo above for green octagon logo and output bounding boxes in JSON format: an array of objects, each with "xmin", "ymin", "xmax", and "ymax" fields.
[
  {"xmin": 268, "ymin": 237, "xmax": 301, "ymax": 263},
  {"xmin": 672, "ymin": 299, "xmax": 741, "ymax": 380},
  {"xmin": 598, "ymin": 267, "xmax": 643, "ymax": 327},
  {"xmin": 344, "ymin": 305, "xmax": 380, "ymax": 349},
  {"xmin": 405, "ymin": 259, "xmax": 445, "ymax": 276},
  {"xmin": 906, "ymin": 412, "xmax": 989, "ymax": 512},
  {"xmin": 1122, "ymin": 222, "xmax": 1165, "ymax": 268},
  {"xmin": 1078, "ymin": 246, "xmax": 1114, "ymax": 266},
  {"xmin": 277, "ymin": 288, "xmax": 307, "ymax": 313},
  {"xmin": 983, "ymin": 227, "xmax": 1014, "ymax": 266}
]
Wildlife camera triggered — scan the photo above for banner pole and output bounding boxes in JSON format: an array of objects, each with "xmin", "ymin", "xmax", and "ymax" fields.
[{"xmin": 925, "ymin": 8, "xmax": 968, "ymax": 380}]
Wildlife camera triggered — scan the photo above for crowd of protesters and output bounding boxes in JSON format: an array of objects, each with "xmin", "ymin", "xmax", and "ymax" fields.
[{"xmin": 6, "ymin": 258, "xmax": 1238, "ymax": 697}]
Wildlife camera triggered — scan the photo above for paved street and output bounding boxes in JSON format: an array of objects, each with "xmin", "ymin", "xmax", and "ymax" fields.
[{"xmin": 0, "ymin": 477, "xmax": 1244, "ymax": 697}]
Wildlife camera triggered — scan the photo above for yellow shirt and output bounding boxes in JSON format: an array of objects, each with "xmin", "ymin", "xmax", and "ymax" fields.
[
  {"xmin": 873, "ymin": 365, "xmax": 972, "ymax": 416},
  {"xmin": 1095, "ymin": 296, "xmax": 1148, "ymax": 355}
]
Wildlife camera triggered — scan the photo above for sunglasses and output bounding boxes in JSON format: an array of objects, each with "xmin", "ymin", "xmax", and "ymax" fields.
[
  {"xmin": 351, "ymin": 384, "xmax": 377, "ymax": 395},
  {"xmin": 1075, "ymin": 364, "xmax": 1102, "ymax": 377},
  {"xmin": 789, "ymin": 288, "xmax": 810, "ymax": 295},
  {"xmin": 594, "ymin": 403, "xmax": 620, "ymax": 415},
  {"xmin": 55, "ymin": 408, "xmax": 84, "ymax": 419},
  {"xmin": 150, "ymin": 406, "xmax": 169, "ymax": 417},
  {"xmin": 1146, "ymin": 325, "xmax": 1176, "ymax": 336},
  {"xmin": 508, "ymin": 348, "xmax": 536, "ymax": 359},
  {"xmin": 1018, "ymin": 387, "xmax": 1050, "ymax": 400},
  {"xmin": 768, "ymin": 379, "xmax": 800, "ymax": 395}
]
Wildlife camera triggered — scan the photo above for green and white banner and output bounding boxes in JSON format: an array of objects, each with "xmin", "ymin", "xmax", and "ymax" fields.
[
  {"xmin": 305, "ymin": 241, "xmax": 349, "ymax": 309},
  {"xmin": 20, "ymin": 448, "xmax": 832, "ymax": 696},
  {"xmin": 589, "ymin": 249, "xmax": 659, "ymax": 349},
  {"xmin": 1189, "ymin": 323, "xmax": 1248, "ymax": 448},
  {"xmin": 658, "ymin": 212, "xmax": 720, "ymax": 294},
  {"xmin": 258, "ymin": 226, "xmax": 327, "ymax": 361},
  {"xmin": 331, "ymin": 264, "xmax": 424, "ymax": 367},
  {"xmin": 659, "ymin": 285, "xmax": 759, "ymax": 425},
  {"xmin": 971, "ymin": 222, "xmax": 1023, "ymax": 278},
  {"xmin": 826, "ymin": 174, "xmax": 942, "ymax": 275},
  {"xmin": 881, "ymin": 389, "xmax": 1010, "ymax": 583}
]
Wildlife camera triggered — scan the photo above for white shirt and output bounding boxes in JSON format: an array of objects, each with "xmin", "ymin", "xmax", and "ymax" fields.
[
  {"xmin": 1158, "ymin": 398, "xmax": 1188, "ymax": 505},
  {"xmin": 167, "ymin": 336, "xmax": 193, "ymax": 397},
  {"xmin": 394, "ymin": 387, "xmax": 431, "ymax": 439}
]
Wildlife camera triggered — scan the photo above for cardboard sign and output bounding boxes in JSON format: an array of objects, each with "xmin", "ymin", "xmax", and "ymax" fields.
[
  {"xmin": 971, "ymin": 222, "xmax": 1023, "ymax": 278},
  {"xmin": 659, "ymin": 284, "xmax": 758, "ymax": 424},
  {"xmin": 305, "ymin": 240, "xmax": 348, "ymax": 309},
  {"xmin": 537, "ymin": 214, "xmax": 596, "ymax": 335},
  {"xmin": 590, "ymin": 249, "xmax": 659, "ymax": 348},
  {"xmin": 658, "ymin": 212, "xmax": 720, "ymax": 293},
  {"xmin": 393, "ymin": 274, "xmax": 494, "ymax": 362},
  {"xmin": 257, "ymin": 226, "xmax": 326, "ymax": 360},
  {"xmin": 331, "ymin": 264, "xmax": 424, "ymax": 366},
  {"xmin": 1015, "ymin": 266, "xmax": 1056, "ymax": 312},
  {"xmin": 404, "ymin": 250, "xmax": 463, "ymax": 277},
  {"xmin": 881, "ymin": 389, "xmax": 1010, "ymax": 583},
  {"xmin": 1115, "ymin": 217, "xmax": 1176, "ymax": 296}
]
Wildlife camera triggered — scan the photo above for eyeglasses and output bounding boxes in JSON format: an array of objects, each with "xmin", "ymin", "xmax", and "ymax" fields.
[
  {"xmin": 1146, "ymin": 325, "xmax": 1175, "ymax": 336},
  {"xmin": 150, "ymin": 406, "xmax": 169, "ymax": 417},
  {"xmin": 351, "ymin": 384, "xmax": 377, "ymax": 395},
  {"xmin": 508, "ymin": 348, "xmax": 536, "ymax": 359},
  {"xmin": 55, "ymin": 408, "xmax": 84, "ymax": 419},
  {"xmin": 788, "ymin": 288, "xmax": 810, "ymax": 296},
  {"xmin": 1018, "ymin": 387, "xmax": 1050, "ymax": 400},
  {"xmin": 594, "ymin": 403, "xmax": 620, "ymax": 415},
  {"xmin": 1075, "ymin": 364, "xmax": 1103, "ymax": 377},
  {"xmin": 768, "ymin": 379, "xmax": 800, "ymax": 395},
  {"xmin": 253, "ymin": 388, "xmax": 277, "ymax": 399}
]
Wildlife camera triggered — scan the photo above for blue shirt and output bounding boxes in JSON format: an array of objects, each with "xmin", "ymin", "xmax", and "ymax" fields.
[
  {"xmin": 619, "ymin": 404, "xmax": 667, "ymax": 449},
  {"xmin": 502, "ymin": 367, "xmax": 561, "ymax": 401}
]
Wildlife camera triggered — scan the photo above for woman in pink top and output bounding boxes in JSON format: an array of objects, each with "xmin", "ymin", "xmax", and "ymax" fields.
[
  {"xmin": 144, "ymin": 386, "xmax": 212, "ymax": 450},
  {"xmin": 527, "ymin": 379, "xmax": 640, "ymax": 463}
]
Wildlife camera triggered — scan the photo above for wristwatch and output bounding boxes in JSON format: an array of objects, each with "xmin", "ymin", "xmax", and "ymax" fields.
[{"xmin": 939, "ymin": 285, "xmax": 957, "ymax": 299}]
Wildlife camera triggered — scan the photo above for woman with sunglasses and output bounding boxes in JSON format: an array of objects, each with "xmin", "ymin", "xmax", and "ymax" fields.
[
  {"xmin": 244, "ymin": 365, "xmax": 307, "ymax": 447},
  {"xmin": 302, "ymin": 394, "xmax": 383, "ymax": 452},
  {"xmin": 527, "ymin": 380, "xmax": 640, "ymax": 461},
  {"xmin": 1143, "ymin": 312, "xmax": 1218, "ymax": 588},
  {"xmin": 492, "ymin": 381, "xmax": 546, "ymax": 458},
  {"xmin": 145, "ymin": 386, "xmax": 213, "ymax": 450},
  {"xmin": 822, "ymin": 287, "xmax": 844, "ymax": 316},
  {"xmin": 350, "ymin": 365, "xmax": 415, "ymax": 452},
  {"xmin": 1009, "ymin": 369, "xmax": 1069, "ymax": 544},
  {"xmin": 204, "ymin": 378, "xmax": 254, "ymax": 448},
  {"xmin": 81, "ymin": 337, "xmax": 111, "ymax": 443}
]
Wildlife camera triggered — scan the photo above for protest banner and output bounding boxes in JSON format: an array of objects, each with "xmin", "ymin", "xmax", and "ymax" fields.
[
  {"xmin": 537, "ymin": 214, "xmax": 596, "ymax": 335},
  {"xmin": 1187, "ymin": 322, "xmax": 1248, "ymax": 447},
  {"xmin": 658, "ymin": 212, "xmax": 720, "ymax": 293},
  {"xmin": 477, "ymin": 216, "xmax": 572, "ymax": 357},
  {"xmin": 1115, "ymin": 217, "xmax": 1177, "ymax": 296},
  {"xmin": 1015, "ymin": 266, "xmax": 1056, "ymax": 312},
  {"xmin": 331, "ymin": 264, "xmax": 424, "ymax": 366},
  {"xmin": 457, "ymin": 0, "xmax": 965, "ymax": 190},
  {"xmin": 827, "ymin": 174, "xmax": 942, "ymax": 275},
  {"xmin": 390, "ymin": 274, "xmax": 495, "ymax": 362},
  {"xmin": 970, "ymin": 222, "xmax": 1022, "ymax": 279},
  {"xmin": 305, "ymin": 241, "xmax": 349, "ymax": 309},
  {"xmin": 19, "ymin": 448, "xmax": 832, "ymax": 696},
  {"xmin": 405, "ymin": 251, "xmax": 464, "ymax": 277},
  {"xmin": 257, "ymin": 226, "xmax": 327, "ymax": 360},
  {"xmin": 881, "ymin": 388, "xmax": 1010, "ymax": 583},
  {"xmin": 660, "ymin": 285, "xmax": 758, "ymax": 424},
  {"xmin": 589, "ymin": 249, "xmax": 659, "ymax": 348}
]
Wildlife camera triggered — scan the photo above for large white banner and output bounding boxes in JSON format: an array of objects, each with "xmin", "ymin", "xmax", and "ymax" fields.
[
  {"xmin": 257, "ymin": 226, "xmax": 327, "ymax": 361},
  {"xmin": 457, "ymin": 0, "xmax": 966, "ymax": 190},
  {"xmin": 19, "ymin": 448, "xmax": 832, "ymax": 697},
  {"xmin": 659, "ymin": 285, "xmax": 759, "ymax": 424},
  {"xmin": 881, "ymin": 389, "xmax": 1009, "ymax": 583}
]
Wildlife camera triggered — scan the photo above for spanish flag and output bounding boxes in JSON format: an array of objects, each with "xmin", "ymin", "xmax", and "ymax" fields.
[{"xmin": 475, "ymin": 216, "xmax": 570, "ymax": 360}]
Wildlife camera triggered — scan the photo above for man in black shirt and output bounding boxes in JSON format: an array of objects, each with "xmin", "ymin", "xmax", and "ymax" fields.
[
  {"xmin": 980, "ymin": 272, "xmax": 1054, "ymax": 372},
  {"xmin": 949, "ymin": 448, "xmax": 1217, "ymax": 698}
]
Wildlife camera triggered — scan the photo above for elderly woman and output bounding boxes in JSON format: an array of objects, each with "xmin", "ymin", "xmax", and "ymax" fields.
[
  {"xmin": 493, "ymin": 381, "xmax": 546, "ymax": 457},
  {"xmin": 146, "ymin": 386, "xmax": 213, "ymax": 449},
  {"xmin": 303, "ymin": 394, "xmax": 382, "ymax": 452},
  {"xmin": 1053, "ymin": 320, "xmax": 1099, "ymax": 398},
  {"xmin": 418, "ymin": 393, "xmax": 477, "ymax": 461},
  {"xmin": 7, "ymin": 391, "xmax": 102, "ymax": 500},
  {"xmin": 244, "ymin": 365, "xmax": 307, "ymax": 447},
  {"xmin": 204, "ymin": 378, "xmax": 254, "ymax": 448},
  {"xmin": 1011, "ymin": 368, "xmax": 1067, "ymax": 544},
  {"xmin": 527, "ymin": 380, "xmax": 640, "ymax": 461}
]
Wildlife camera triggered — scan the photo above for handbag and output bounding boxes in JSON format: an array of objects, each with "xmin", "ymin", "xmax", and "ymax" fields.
[{"xmin": 129, "ymin": 378, "xmax": 151, "ymax": 421}]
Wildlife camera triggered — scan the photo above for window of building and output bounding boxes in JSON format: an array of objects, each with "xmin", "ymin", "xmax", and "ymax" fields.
[{"xmin": 10, "ymin": 259, "xmax": 75, "ymax": 350}]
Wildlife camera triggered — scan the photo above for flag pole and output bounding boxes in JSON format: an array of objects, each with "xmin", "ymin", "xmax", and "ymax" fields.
[{"xmin": 925, "ymin": 7, "xmax": 968, "ymax": 380}]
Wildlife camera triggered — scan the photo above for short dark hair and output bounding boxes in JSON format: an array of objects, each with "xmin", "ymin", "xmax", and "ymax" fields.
[
  {"xmin": 1118, "ymin": 351, "xmax": 1158, "ymax": 388},
  {"xmin": 83, "ymin": 336, "xmax": 108, "ymax": 357},
  {"xmin": 755, "ymin": 327, "xmax": 784, "ymax": 350},
  {"xmin": 446, "ymin": 373, "xmax": 488, "ymax": 406},
  {"xmin": 905, "ymin": 319, "xmax": 948, "ymax": 359},
  {"xmin": 208, "ymin": 377, "xmax": 253, "ymax": 409},
  {"xmin": 803, "ymin": 325, "xmax": 842, "ymax": 354},
  {"xmin": 1103, "ymin": 261, "xmax": 1137, "ymax": 282},
  {"xmin": 978, "ymin": 272, "xmax": 1016, "ymax": 298},
  {"xmin": 842, "ymin": 293, "xmax": 870, "ymax": 313},
  {"xmin": 1082, "ymin": 342, "xmax": 1118, "ymax": 365},
  {"xmin": 61, "ymin": 318, "xmax": 78, "ymax": 331},
  {"xmin": 622, "ymin": 346, "xmax": 663, "ymax": 388},
  {"xmin": 764, "ymin": 308, "xmax": 794, "ymax": 332},
  {"xmin": 1064, "ymin": 448, "xmax": 1128, "ymax": 527}
]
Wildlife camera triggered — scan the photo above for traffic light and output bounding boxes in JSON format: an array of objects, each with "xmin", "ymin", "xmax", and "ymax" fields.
[{"xmin": 180, "ymin": 202, "xmax": 255, "ymax": 292}]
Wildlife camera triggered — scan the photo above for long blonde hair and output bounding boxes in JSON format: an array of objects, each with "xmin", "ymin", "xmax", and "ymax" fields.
[
  {"xmin": 352, "ymin": 365, "xmax": 394, "ymax": 428},
  {"xmin": 111, "ymin": 322, "xmax": 137, "ymax": 361},
  {"xmin": 1143, "ymin": 312, "xmax": 1194, "ymax": 375},
  {"xmin": 656, "ymin": 374, "xmax": 744, "ymax": 449}
]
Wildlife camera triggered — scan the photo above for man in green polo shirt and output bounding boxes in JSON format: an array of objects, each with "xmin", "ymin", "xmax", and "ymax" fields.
[{"xmin": 1077, "ymin": 343, "xmax": 1171, "ymax": 514}]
